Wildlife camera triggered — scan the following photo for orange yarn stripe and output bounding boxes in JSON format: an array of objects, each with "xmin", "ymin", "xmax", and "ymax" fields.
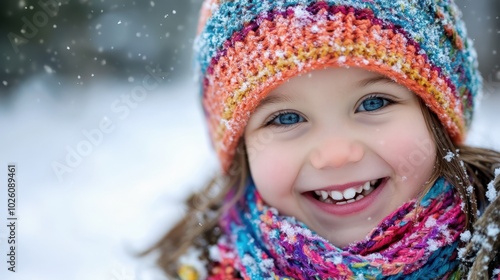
[{"xmin": 202, "ymin": 9, "xmax": 464, "ymax": 171}]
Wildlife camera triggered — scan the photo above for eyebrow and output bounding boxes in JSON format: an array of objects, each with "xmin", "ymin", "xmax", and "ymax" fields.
[
  {"xmin": 255, "ymin": 74, "xmax": 398, "ymax": 111},
  {"xmin": 357, "ymin": 75, "xmax": 396, "ymax": 87},
  {"xmin": 254, "ymin": 94, "xmax": 294, "ymax": 110}
]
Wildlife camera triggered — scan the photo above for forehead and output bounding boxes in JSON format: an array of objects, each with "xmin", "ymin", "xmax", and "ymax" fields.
[
  {"xmin": 280, "ymin": 67, "xmax": 393, "ymax": 86},
  {"xmin": 257, "ymin": 68, "xmax": 396, "ymax": 105}
]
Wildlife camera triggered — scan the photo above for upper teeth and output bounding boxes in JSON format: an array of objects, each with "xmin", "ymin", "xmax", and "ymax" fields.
[{"xmin": 314, "ymin": 180, "xmax": 377, "ymax": 202}]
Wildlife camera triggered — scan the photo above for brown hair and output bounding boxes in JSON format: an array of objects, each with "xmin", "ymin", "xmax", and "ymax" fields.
[
  {"xmin": 140, "ymin": 142, "xmax": 249, "ymax": 277},
  {"xmin": 143, "ymin": 101, "xmax": 500, "ymax": 279},
  {"xmin": 420, "ymin": 99, "xmax": 500, "ymax": 278}
]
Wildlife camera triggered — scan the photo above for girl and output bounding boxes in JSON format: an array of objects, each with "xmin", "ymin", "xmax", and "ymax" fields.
[{"xmin": 145, "ymin": 0, "xmax": 500, "ymax": 279}]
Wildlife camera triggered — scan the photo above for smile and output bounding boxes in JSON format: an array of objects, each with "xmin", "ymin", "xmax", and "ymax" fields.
[{"xmin": 313, "ymin": 178, "xmax": 383, "ymax": 205}]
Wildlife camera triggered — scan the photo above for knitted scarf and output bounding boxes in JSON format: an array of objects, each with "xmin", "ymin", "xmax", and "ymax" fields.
[{"xmin": 208, "ymin": 178, "xmax": 466, "ymax": 279}]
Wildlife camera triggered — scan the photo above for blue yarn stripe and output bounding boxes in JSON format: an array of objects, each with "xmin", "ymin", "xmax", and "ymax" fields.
[{"xmin": 195, "ymin": 0, "xmax": 477, "ymax": 98}]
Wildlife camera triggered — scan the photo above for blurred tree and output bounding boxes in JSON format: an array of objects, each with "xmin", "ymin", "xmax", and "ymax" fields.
[
  {"xmin": 456, "ymin": 0, "xmax": 500, "ymax": 84},
  {"xmin": 0, "ymin": 0, "xmax": 202, "ymax": 96},
  {"xmin": 0, "ymin": 0, "xmax": 497, "ymax": 96}
]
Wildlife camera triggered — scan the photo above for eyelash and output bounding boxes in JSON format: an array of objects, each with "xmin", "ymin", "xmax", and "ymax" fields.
[
  {"xmin": 356, "ymin": 94, "xmax": 396, "ymax": 113},
  {"xmin": 265, "ymin": 110, "xmax": 306, "ymax": 127},
  {"xmin": 262, "ymin": 94, "xmax": 396, "ymax": 127}
]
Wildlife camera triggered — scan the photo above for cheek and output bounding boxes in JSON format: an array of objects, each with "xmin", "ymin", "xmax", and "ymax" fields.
[
  {"xmin": 247, "ymin": 145, "xmax": 298, "ymax": 196},
  {"xmin": 373, "ymin": 123, "xmax": 436, "ymax": 182}
]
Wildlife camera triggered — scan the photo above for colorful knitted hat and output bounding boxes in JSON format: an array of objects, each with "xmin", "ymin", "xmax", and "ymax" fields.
[{"xmin": 194, "ymin": 0, "xmax": 482, "ymax": 172}]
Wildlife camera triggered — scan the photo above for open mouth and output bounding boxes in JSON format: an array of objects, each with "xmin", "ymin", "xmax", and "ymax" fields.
[{"xmin": 312, "ymin": 178, "xmax": 384, "ymax": 205}]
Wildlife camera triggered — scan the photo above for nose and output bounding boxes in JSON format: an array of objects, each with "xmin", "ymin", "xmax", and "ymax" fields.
[{"xmin": 309, "ymin": 136, "xmax": 365, "ymax": 169}]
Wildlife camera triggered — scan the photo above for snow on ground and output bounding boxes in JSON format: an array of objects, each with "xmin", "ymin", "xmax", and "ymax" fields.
[
  {"xmin": 0, "ymin": 76, "xmax": 499, "ymax": 280},
  {"xmin": 0, "ymin": 75, "xmax": 217, "ymax": 280}
]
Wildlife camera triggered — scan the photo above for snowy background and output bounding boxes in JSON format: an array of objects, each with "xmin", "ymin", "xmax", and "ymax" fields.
[{"xmin": 0, "ymin": 1, "xmax": 499, "ymax": 280}]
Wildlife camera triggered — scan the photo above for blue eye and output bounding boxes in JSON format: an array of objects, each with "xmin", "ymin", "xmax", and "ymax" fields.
[
  {"xmin": 269, "ymin": 112, "xmax": 305, "ymax": 126},
  {"xmin": 357, "ymin": 96, "xmax": 391, "ymax": 112}
]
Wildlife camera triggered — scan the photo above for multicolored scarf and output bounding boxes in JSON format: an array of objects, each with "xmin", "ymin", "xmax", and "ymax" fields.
[{"xmin": 208, "ymin": 178, "xmax": 466, "ymax": 279}]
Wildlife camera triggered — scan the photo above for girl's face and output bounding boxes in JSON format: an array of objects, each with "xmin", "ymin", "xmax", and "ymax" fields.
[{"xmin": 244, "ymin": 67, "xmax": 436, "ymax": 247}]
